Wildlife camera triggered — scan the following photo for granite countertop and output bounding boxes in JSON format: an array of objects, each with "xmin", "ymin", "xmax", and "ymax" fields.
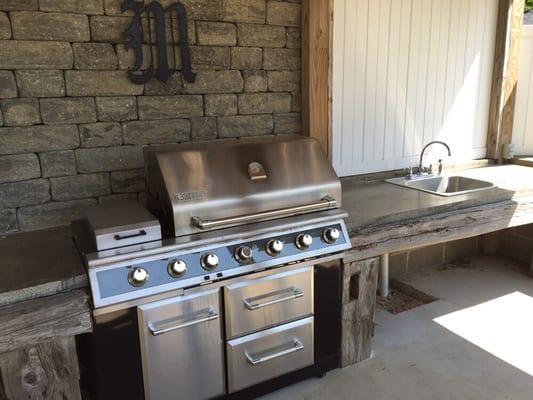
[
  {"xmin": 1, "ymin": 164, "xmax": 532, "ymax": 307},
  {"xmin": 342, "ymin": 164, "xmax": 533, "ymax": 234},
  {"xmin": 0, "ymin": 226, "xmax": 87, "ymax": 307}
]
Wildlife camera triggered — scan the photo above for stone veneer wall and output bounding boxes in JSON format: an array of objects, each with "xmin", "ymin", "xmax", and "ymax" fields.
[{"xmin": 0, "ymin": 0, "xmax": 302, "ymax": 235}]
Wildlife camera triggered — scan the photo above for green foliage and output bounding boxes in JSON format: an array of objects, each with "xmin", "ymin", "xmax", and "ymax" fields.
[{"xmin": 527, "ymin": 0, "xmax": 533, "ymax": 13}]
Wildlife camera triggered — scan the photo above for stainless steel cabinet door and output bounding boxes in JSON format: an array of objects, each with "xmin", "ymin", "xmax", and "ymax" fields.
[
  {"xmin": 138, "ymin": 288, "xmax": 225, "ymax": 400},
  {"xmin": 224, "ymin": 267, "xmax": 313, "ymax": 338}
]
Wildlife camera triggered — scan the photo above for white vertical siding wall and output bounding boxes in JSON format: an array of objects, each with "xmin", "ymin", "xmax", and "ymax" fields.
[
  {"xmin": 512, "ymin": 24, "xmax": 533, "ymax": 155},
  {"xmin": 332, "ymin": 0, "xmax": 498, "ymax": 176}
]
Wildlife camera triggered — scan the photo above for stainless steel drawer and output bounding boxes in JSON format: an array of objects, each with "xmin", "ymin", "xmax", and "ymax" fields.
[
  {"xmin": 226, "ymin": 317, "xmax": 314, "ymax": 393},
  {"xmin": 224, "ymin": 266, "xmax": 313, "ymax": 338},
  {"xmin": 137, "ymin": 288, "xmax": 225, "ymax": 400}
]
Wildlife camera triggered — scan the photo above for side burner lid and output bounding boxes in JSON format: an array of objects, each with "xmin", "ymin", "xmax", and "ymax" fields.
[{"xmin": 84, "ymin": 201, "xmax": 161, "ymax": 251}]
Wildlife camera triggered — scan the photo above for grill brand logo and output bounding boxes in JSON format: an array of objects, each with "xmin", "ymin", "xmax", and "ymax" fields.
[
  {"xmin": 175, "ymin": 191, "xmax": 207, "ymax": 202},
  {"xmin": 122, "ymin": 0, "xmax": 197, "ymax": 84}
]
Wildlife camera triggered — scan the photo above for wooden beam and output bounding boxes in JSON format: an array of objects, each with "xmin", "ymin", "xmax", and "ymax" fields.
[
  {"xmin": 302, "ymin": 0, "xmax": 332, "ymax": 157},
  {"xmin": 0, "ymin": 290, "xmax": 92, "ymax": 354},
  {"xmin": 486, "ymin": 0, "xmax": 525, "ymax": 159},
  {"xmin": 345, "ymin": 196, "xmax": 533, "ymax": 262}
]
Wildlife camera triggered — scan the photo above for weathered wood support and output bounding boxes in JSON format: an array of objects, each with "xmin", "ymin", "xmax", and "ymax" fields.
[
  {"xmin": 345, "ymin": 196, "xmax": 533, "ymax": 262},
  {"xmin": 341, "ymin": 257, "xmax": 379, "ymax": 367},
  {"xmin": 0, "ymin": 337, "xmax": 82, "ymax": 400},
  {"xmin": 486, "ymin": 0, "xmax": 525, "ymax": 159},
  {"xmin": 302, "ymin": 0, "xmax": 332, "ymax": 157},
  {"xmin": 0, "ymin": 290, "xmax": 92, "ymax": 399}
]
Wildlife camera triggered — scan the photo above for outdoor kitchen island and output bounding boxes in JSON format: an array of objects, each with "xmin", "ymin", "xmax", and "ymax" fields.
[
  {"xmin": 1, "ymin": 163, "xmax": 533, "ymax": 399},
  {"xmin": 0, "ymin": 0, "xmax": 531, "ymax": 398}
]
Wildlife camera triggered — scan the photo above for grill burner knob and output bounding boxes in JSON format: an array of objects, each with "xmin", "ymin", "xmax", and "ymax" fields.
[
  {"xmin": 266, "ymin": 239, "xmax": 284, "ymax": 256},
  {"xmin": 128, "ymin": 267, "xmax": 149, "ymax": 287},
  {"xmin": 295, "ymin": 233, "xmax": 313, "ymax": 250},
  {"xmin": 235, "ymin": 246, "xmax": 253, "ymax": 263},
  {"xmin": 323, "ymin": 227, "xmax": 340, "ymax": 244},
  {"xmin": 168, "ymin": 259, "xmax": 187, "ymax": 277},
  {"xmin": 201, "ymin": 253, "xmax": 219, "ymax": 271}
]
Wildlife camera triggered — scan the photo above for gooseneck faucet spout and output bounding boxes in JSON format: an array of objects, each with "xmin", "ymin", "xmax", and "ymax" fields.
[{"xmin": 418, "ymin": 140, "xmax": 452, "ymax": 175}]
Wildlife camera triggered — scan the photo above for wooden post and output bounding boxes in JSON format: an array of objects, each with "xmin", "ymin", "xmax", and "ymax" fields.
[
  {"xmin": 486, "ymin": 0, "xmax": 525, "ymax": 160},
  {"xmin": 0, "ymin": 337, "xmax": 82, "ymax": 400},
  {"xmin": 341, "ymin": 257, "xmax": 379, "ymax": 367},
  {"xmin": 302, "ymin": 0, "xmax": 332, "ymax": 157}
]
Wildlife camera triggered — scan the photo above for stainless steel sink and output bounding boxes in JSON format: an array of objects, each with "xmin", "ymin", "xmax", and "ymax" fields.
[{"xmin": 385, "ymin": 175, "xmax": 494, "ymax": 196}]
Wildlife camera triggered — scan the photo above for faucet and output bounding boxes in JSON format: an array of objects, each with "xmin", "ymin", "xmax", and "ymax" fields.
[{"xmin": 418, "ymin": 140, "xmax": 451, "ymax": 175}]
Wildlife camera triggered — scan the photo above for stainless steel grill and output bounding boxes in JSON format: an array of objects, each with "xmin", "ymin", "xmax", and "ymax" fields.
[
  {"xmin": 75, "ymin": 134, "xmax": 351, "ymax": 400},
  {"xmin": 143, "ymin": 135, "xmax": 342, "ymax": 237}
]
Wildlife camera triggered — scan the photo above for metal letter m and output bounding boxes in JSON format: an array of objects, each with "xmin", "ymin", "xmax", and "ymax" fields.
[{"xmin": 122, "ymin": 0, "xmax": 197, "ymax": 84}]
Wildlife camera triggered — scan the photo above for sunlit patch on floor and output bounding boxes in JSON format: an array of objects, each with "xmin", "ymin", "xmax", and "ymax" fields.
[{"xmin": 434, "ymin": 291, "xmax": 533, "ymax": 376}]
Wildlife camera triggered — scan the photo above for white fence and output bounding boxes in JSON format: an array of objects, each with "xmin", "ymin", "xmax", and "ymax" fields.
[
  {"xmin": 512, "ymin": 24, "xmax": 533, "ymax": 156},
  {"xmin": 332, "ymin": 0, "xmax": 498, "ymax": 176}
]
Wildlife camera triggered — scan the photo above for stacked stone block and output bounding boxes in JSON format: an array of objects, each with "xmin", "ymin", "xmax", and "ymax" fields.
[{"xmin": 0, "ymin": 0, "xmax": 302, "ymax": 234}]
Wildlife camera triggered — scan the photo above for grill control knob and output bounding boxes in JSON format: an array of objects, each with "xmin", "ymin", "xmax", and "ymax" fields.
[
  {"xmin": 323, "ymin": 227, "xmax": 340, "ymax": 244},
  {"xmin": 235, "ymin": 246, "xmax": 253, "ymax": 263},
  {"xmin": 128, "ymin": 267, "xmax": 149, "ymax": 287},
  {"xmin": 168, "ymin": 259, "xmax": 187, "ymax": 278},
  {"xmin": 295, "ymin": 233, "xmax": 313, "ymax": 250},
  {"xmin": 266, "ymin": 239, "xmax": 284, "ymax": 256},
  {"xmin": 201, "ymin": 253, "xmax": 219, "ymax": 271}
]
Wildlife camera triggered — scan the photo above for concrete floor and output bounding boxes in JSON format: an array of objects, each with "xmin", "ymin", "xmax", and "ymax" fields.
[{"xmin": 260, "ymin": 255, "xmax": 533, "ymax": 400}]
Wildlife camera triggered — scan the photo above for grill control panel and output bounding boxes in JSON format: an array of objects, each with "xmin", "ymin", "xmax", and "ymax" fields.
[{"xmin": 90, "ymin": 221, "xmax": 350, "ymax": 308}]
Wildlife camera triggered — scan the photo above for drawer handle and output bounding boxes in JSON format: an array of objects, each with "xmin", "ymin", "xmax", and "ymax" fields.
[
  {"xmin": 243, "ymin": 287, "xmax": 304, "ymax": 311},
  {"xmin": 245, "ymin": 338, "xmax": 304, "ymax": 366},
  {"xmin": 148, "ymin": 308, "xmax": 218, "ymax": 336},
  {"xmin": 114, "ymin": 230, "xmax": 147, "ymax": 241}
]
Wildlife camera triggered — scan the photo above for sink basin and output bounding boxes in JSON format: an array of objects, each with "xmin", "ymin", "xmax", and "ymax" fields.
[{"xmin": 385, "ymin": 175, "xmax": 494, "ymax": 196}]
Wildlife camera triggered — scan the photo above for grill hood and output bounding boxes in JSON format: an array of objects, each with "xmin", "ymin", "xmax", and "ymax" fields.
[{"xmin": 144, "ymin": 135, "xmax": 341, "ymax": 238}]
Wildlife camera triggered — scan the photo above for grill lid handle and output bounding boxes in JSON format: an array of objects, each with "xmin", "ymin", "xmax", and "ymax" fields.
[{"xmin": 191, "ymin": 196, "xmax": 337, "ymax": 230}]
